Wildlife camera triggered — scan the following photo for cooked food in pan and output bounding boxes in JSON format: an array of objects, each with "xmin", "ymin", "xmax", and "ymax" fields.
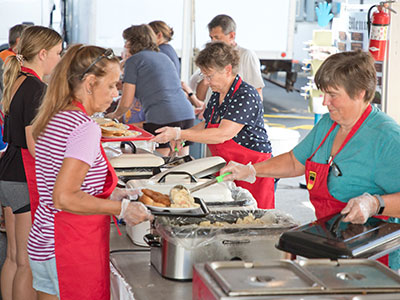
[
  {"xmin": 139, "ymin": 188, "xmax": 199, "ymax": 208},
  {"xmin": 169, "ymin": 186, "xmax": 199, "ymax": 208},
  {"xmin": 198, "ymin": 213, "xmax": 270, "ymax": 227}
]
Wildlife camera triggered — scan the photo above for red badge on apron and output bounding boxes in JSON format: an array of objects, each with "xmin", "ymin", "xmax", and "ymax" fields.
[
  {"xmin": 206, "ymin": 77, "xmax": 275, "ymax": 209},
  {"xmin": 305, "ymin": 104, "xmax": 372, "ymax": 219}
]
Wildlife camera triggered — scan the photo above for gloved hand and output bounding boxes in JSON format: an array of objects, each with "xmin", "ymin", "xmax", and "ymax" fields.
[
  {"xmin": 110, "ymin": 188, "xmax": 141, "ymax": 201},
  {"xmin": 118, "ymin": 200, "xmax": 153, "ymax": 226},
  {"xmin": 151, "ymin": 127, "xmax": 181, "ymax": 144},
  {"xmin": 219, "ymin": 161, "xmax": 257, "ymax": 183},
  {"xmin": 342, "ymin": 193, "xmax": 379, "ymax": 224},
  {"xmin": 315, "ymin": 1, "xmax": 334, "ymax": 28}
]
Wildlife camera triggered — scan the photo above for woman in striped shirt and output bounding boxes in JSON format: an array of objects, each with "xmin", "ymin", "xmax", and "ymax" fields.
[{"xmin": 27, "ymin": 45, "xmax": 153, "ymax": 300}]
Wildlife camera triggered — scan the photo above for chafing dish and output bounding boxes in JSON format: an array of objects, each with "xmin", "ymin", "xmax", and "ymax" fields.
[
  {"xmin": 276, "ymin": 213, "xmax": 400, "ymax": 260},
  {"xmin": 144, "ymin": 210, "xmax": 297, "ymax": 280},
  {"xmin": 192, "ymin": 259, "xmax": 400, "ymax": 300}
]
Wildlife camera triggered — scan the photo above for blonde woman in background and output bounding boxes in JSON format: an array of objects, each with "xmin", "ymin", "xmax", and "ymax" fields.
[{"xmin": 0, "ymin": 25, "xmax": 62, "ymax": 300}]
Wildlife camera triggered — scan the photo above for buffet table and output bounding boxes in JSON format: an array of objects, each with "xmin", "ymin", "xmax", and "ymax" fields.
[
  {"xmin": 110, "ymin": 225, "xmax": 192, "ymax": 300},
  {"xmin": 109, "ymin": 225, "xmax": 400, "ymax": 300}
]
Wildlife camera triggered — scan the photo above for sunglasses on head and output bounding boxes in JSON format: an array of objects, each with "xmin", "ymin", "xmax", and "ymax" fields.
[{"xmin": 79, "ymin": 48, "xmax": 115, "ymax": 80}]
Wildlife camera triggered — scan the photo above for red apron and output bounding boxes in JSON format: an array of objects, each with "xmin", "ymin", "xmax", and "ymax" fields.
[
  {"xmin": 304, "ymin": 105, "xmax": 389, "ymax": 265},
  {"xmin": 54, "ymin": 101, "xmax": 118, "ymax": 300},
  {"xmin": 207, "ymin": 78, "xmax": 275, "ymax": 209},
  {"xmin": 20, "ymin": 66, "xmax": 42, "ymax": 222}
]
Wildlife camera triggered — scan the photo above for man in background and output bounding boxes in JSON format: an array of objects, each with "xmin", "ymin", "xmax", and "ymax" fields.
[
  {"xmin": 207, "ymin": 14, "xmax": 265, "ymax": 98},
  {"xmin": 0, "ymin": 24, "xmax": 29, "ymax": 99},
  {"xmin": 0, "ymin": 24, "xmax": 28, "ymax": 63}
]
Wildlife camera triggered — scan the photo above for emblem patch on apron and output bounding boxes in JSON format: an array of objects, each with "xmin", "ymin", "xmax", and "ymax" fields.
[{"xmin": 307, "ymin": 171, "xmax": 317, "ymax": 190}]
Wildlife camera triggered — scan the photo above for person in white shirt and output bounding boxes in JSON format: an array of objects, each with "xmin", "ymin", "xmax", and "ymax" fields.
[{"xmin": 207, "ymin": 14, "xmax": 265, "ymax": 98}]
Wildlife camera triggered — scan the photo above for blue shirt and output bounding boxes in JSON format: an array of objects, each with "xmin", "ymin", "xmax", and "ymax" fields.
[
  {"xmin": 203, "ymin": 75, "xmax": 271, "ymax": 153},
  {"xmin": 293, "ymin": 105, "xmax": 400, "ymax": 269},
  {"xmin": 159, "ymin": 44, "xmax": 180, "ymax": 76},
  {"xmin": 123, "ymin": 50, "xmax": 194, "ymax": 124}
]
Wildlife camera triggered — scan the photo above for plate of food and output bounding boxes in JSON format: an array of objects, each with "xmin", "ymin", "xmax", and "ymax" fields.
[
  {"xmin": 93, "ymin": 118, "xmax": 129, "ymax": 130},
  {"xmin": 101, "ymin": 126, "xmax": 142, "ymax": 138},
  {"xmin": 99, "ymin": 123, "xmax": 153, "ymax": 142},
  {"xmin": 139, "ymin": 188, "xmax": 200, "ymax": 213}
]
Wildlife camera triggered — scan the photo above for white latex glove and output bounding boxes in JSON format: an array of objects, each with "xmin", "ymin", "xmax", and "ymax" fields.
[
  {"xmin": 342, "ymin": 193, "xmax": 379, "ymax": 224},
  {"xmin": 110, "ymin": 188, "xmax": 141, "ymax": 201},
  {"xmin": 151, "ymin": 127, "xmax": 181, "ymax": 144},
  {"xmin": 118, "ymin": 200, "xmax": 153, "ymax": 226},
  {"xmin": 219, "ymin": 161, "xmax": 257, "ymax": 184}
]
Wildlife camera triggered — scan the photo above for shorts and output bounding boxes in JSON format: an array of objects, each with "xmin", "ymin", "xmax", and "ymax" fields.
[
  {"xmin": 144, "ymin": 119, "xmax": 195, "ymax": 148},
  {"xmin": 29, "ymin": 257, "xmax": 60, "ymax": 297},
  {"xmin": 0, "ymin": 181, "xmax": 31, "ymax": 213}
]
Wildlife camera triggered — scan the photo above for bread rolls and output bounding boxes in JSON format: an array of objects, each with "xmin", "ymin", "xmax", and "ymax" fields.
[{"xmin": 139, "ymin": 189, "xmax": 170, "ymax": 207}]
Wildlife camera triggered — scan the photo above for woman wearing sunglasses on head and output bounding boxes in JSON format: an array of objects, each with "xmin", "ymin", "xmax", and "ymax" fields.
[
  {"xmin": 27, "ymin": 45, "xmax": 153, "ymax": 300},
  {"xmin": 220, "ymin": 51, "xmax": 400, "ymax": 271}
]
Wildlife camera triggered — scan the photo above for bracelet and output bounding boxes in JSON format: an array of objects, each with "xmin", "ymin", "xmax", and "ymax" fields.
[
  {"xmin": 188, "ymin": 92, "xmax": 193, "ymax": 97},
  {"xmin": 373, "ymin": 194, "xmax": 385, "ymax": 215}
]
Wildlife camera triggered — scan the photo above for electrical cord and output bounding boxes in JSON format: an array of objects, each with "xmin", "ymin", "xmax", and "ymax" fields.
[{"xmin": 110, "ymin": 248, "xmax": 150, "ymax": 254}]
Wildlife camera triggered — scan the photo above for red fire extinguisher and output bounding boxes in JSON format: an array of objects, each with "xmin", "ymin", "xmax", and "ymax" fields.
[{"xmin": 368, "ymin": 4, "xmax": 391, "ymax": 61}]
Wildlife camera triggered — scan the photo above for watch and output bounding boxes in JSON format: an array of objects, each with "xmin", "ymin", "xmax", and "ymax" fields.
[
  {"xmin": 374, "ymin": 194, "xmax": 385, "ymax": 215},
  {"xmin": 188, "ymin": 92, "xmax": 193, "ymax": 97}
]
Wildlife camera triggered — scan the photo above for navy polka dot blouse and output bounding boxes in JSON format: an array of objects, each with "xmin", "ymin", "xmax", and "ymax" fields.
[{"xmin": 204, "ymin": 75, "xmax": 272, "ymax": 153}]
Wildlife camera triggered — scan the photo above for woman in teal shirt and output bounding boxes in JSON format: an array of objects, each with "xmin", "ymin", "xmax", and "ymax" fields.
[{"xmin": 221, "ymin": 51, "xmax": 400, "ymax": 270}]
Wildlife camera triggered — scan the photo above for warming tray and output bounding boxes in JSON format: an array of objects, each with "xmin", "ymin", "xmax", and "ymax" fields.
[
  {"xmin": 205, "ymin": 260, "xmax": 324, "ymax": 296},
  {"xmin": 298, "ymin": 259, "xmax": 400, "ymax": 293},
  {"xmin": 110, "ymin": 153, "xmax": 164, "ymax": 168},
  {"xmin": 147, "ymin": 210, "xmax": 297, "ymax": 280},
  {"xmin": 276, "ymin": 213, "xmax": 400, "ymax": 259},
  {"xmin": 149, "ymin": 156, "xmax": 226, "ymax": 183}
]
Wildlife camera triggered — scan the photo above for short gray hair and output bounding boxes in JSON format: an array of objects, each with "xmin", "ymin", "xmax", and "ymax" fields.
[{"xmin": 207, "ymin": 15, "xmax": 236, "ymax": 34}]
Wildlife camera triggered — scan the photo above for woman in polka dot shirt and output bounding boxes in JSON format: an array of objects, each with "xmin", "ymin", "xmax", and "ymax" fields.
[{"xmin": 152, "ymin": 42, "xmax": 274, "ymax": 209}]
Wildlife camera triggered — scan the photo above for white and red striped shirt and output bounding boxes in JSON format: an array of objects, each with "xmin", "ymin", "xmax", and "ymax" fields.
[{"xmin": 28, "ymin": 110, "xmax": 107, "ymax": 261}]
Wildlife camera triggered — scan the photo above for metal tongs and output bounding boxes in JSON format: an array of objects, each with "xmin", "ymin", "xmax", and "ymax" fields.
[{"xmin": 165, "ymin": 142, "xmax": 185, "ymax": 164}]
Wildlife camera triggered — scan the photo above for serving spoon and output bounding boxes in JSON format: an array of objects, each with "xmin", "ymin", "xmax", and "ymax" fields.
[{"xmin": 169, "ymin": 172, "xmax": 232, "ymax": 202}]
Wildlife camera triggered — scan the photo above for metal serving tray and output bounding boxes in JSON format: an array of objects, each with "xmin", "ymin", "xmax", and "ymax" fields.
[
  {"xmin": 298, "ymin": 259, "xmax": 400, "ymax": 293},
  {"xmin": 147, "ymin": 197, "xmax": 209, "ymax": 217},
  {"xmin": 276, "ymin": 214, "xmax": 400, "ymax": 259},
  {"xmin": 155, "ymin": 209, "xmax": 297, "ymax": 237},
  {"xmin": 205, "ymin": 261, "xmax": 325, "ymax": 296}
]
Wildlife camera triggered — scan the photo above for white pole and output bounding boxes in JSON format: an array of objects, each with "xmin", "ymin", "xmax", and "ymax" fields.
[{"xmin": 180, "ymin": 0, "xmax": 195, "ymax": 82}]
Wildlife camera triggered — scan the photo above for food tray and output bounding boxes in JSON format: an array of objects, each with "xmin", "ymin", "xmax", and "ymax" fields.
[
  {"xmin": 147, "ymin": 197, "xmax": 209, "ymax": 217},
  {"xmin": 101, "ymin": 124, "xmax": 153, "ymax": 142},
  {"xmin": 298, "ymin": 259, "xmax": 400, "ymax": 293},
  {"xmin": 205, "ymin": 260, "xmax": 324, "ymax": 296}
]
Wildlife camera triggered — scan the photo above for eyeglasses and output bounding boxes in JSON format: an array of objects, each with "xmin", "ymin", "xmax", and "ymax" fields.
[
  {"xmin": 79, "ymin": 48, "xmax": 115, "ymax": 80},
  {"xmin": 200, "ymin": 71, "xmax": 217, "ymax": 81},
  {"xmin": 329, "ymin": 161, "xmax": 342, "ymax": 177}
]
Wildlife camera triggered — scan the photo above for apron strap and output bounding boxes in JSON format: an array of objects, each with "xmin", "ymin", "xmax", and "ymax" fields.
[
  {"xmin": 309, "ymin": 104, "xmax": 372, "ymax": 162},
  {"xmin": 208, "ymin": 76, "xmax": 242, "ymax": 125},
  {"xmin": 21, "ymin": 66, "xmax": 42, "ymax": 81},
  {"xmin": 329, "ymin": 104, "xmax": 372, "ymax": 163}
]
